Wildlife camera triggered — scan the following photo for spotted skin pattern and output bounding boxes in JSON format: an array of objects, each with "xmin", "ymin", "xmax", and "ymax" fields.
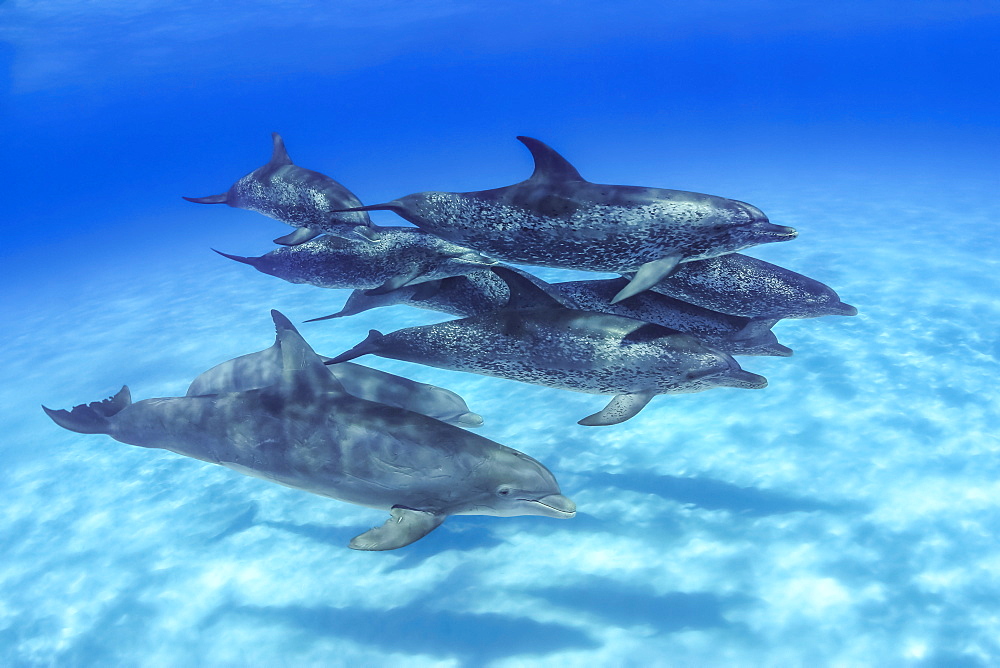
[
  {"xmin": 185, "ymin": 133, "xmax": 372, "ymax": 240},
  {"xmin": 632, "ymin": 253, "xmax": 859, "ymax": 319},
  {"xmin": 343, "ymin": 137, "xmax": 796, "ymax": 275},
  {"xmin": 319, "ymin": 270, "xmax": 790, "ymax": 357},
  {"xmin": 339, "ymin": 309, "xmax": 767, "ymax": 398},
  {"xmin": 217, "ymin": 227, "xmax": 497, "ymax": 292}
]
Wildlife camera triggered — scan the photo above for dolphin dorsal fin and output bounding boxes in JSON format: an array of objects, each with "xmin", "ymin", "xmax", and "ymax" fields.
[
  {"xmin": 491, "ymin": 266, "xmax": 567, "ymax": 310},
  {"xmin": 516, "ymin": 136, "xmax": 586, "ymax": 183},
  {"xmin": 269, "ymin": 133, "xmax": 294, "ymax": 167},
  {"xmin": 270, "ymin": 310, "xmax": 344, "ymax": 392}
]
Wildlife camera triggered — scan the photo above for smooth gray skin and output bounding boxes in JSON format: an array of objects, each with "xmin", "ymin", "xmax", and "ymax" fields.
[
  {"xmin": 183, "ymin": 133, "xmax": 374, "ymax": 246},
  {"xmin": 42, "ymin": 311, "xmax": 573, "ymax": 551},
  {"xmin": 310, "ymin": 269, "xmax": 791, "ymax": 357},
  {"xmin": 327, "ymin": 268, "xmax": 768, "ymax": 426},
  {"xmin": 336, "ymin": 136, "xmax": 797, "ymax": 302},
  {"xmin": 215, "ymin": 227, "xmax": 498, "ymax": 295},
  {"xmin": 626, "ymin": 253, "xmax": 859, "ymax": 319},
  {"xmin": 185, "ymin": 344, "xmax": 484, "ymax": 428}
]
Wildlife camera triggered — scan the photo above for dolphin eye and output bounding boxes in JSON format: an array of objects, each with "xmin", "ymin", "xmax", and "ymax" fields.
[{"xmin": 497, "ymin": 487, "xmax": 512, "ymax": 497}]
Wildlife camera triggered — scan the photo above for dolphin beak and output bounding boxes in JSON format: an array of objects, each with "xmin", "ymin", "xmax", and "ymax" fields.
[
  {"xmin": 717, "ymin": 369, "xmax": 768, "ymax": 389},
  {"xmin": 530, "ymin": 494, "xmax": 576, "ymax": 518},
  {"xmin": 828, "ymin": 301, "xmax": 859, "ymax": 316},
  {"xmin": 764, "ymin": 223, "xmax": 797, "ymax": 239},
  {"xmin": 459, "ymin": 251, "xmax": 499, "ymax": 266},
  {"xmin": 769, "ymin": 343, "xmax": 794, "ymax": 357}
]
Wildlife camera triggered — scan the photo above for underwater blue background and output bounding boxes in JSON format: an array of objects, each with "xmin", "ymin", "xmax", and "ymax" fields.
[{"xmin": 2, "ymin": 1, "xmax": 999, "ymax": 665}]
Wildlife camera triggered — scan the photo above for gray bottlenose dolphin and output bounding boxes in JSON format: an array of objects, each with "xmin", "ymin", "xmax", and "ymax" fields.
[
  {"xmin": 185, "ymin": 340, "xmax": 483, "ymax": 428},
  {"xmin": 215, "ymin": 227, "xmax": 497, "ymax": 295},
  {"xmin": 326, "ymin": 268, "xmax": 768, "ymax": 426},
  {"xmin": 309, "ymin": 270, "xmax": 791, "ymax": 357},
  {"xmin": 333, "ymin": 137, "xmax": 797, "ymax": 302},
  {"xmin": 42, "ymin": 311, "xmax": 573, "ymax": 550},
  {"xmin": 625, "ymin": 253, "xmax": 858, "ymax": 319},
  {"xmin": 183, "ymin": 133, "xmax": 374, "ymax": 246}
]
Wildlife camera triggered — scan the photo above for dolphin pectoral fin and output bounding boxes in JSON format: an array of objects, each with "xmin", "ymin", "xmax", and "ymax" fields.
[
  {"xmin": 449, "ymin": 411, "xmax": 485, "ymax": 428},
  {"xmin": 273, "ymin": 227, "xmax": 321, "ymax": 246},
  {"xmin": 183, "ymin": 193, "xmax": 228, "ymax": 204},
  {"xmin": 350, "ymin": 225, "xmax": 381, "ymax": 242},
  {"xmin": 732, "ymin": 318, "xmax": 780, "ymax": 341},
  {"xmin": 349, "ymin": 507, "xmax": 446, "ymax": 551},
  {"xmin": 578, "ymin": 392, "xmax": 654, "ymax": 426},
  {"xmin": 365, "ymin": 265, "xmax": 423, "ymax": 296},
  {"xmin": 611, "ymin": 254, "xmax": 684, "ymax": 304}
]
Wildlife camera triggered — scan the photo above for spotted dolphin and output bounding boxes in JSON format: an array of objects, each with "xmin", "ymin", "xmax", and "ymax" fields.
[
  {"xmin": 334, "ymin": 137, "xmax": 797, "ymax": 302},
  {"xmin": 42, "ymin": 311, "xmax": 573, "ymax": 550},
  {"xmin": 625, "ymin": 253, "xmax": 858, "ymax": 319},
  {"xmin": 552, "ymin": 278, "xmax": 792, "ymax": 357},
  {"xmin": 183, "ymin": 133, "xmax": 374, "ymax": 246},
  {"xmin": 215, "ymin": 227, "xmax": 497, "ymax": 295},
  {"xmin": 326, "ymin": 268, "xmax": 768, "ymax": 426},
  {"xmin": 185, "ymin": 334, "xmax": 483, "ymax": 428},
  {"xmin": 310, "ymin": 270, "xmax": 791, "ymax": 357}
]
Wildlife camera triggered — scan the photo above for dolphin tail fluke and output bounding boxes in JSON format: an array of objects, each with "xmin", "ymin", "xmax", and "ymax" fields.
[
  {"xmin": 183, "ymin": 194, "xmax": 228, "ymax": 204},
  {"xmin": 330, "ymin": 202, "xmax": 407, "ymax": 215},
  {"xmin": 212, "ymin": 249, "xmax": 261, "ymax": 268},
  {"xmin": 324, "ymin": 330, "xmax": 384, "ymax": 365},
  {"xmin": 269, "ymin": 132, "xmax": 293, "ymax": 166},
  {"xmin": 303, "ymin": 311, "xmax": 348, "ymax": 323},
  {"xmin": 42, "ymin": 386, "xmax": 131, "ymax": 435},
  {"xmin": 350, "ymin": 506, "xmax": 445, "ymax": 551},
  {"xmin": 577, "ymin": 392, "xmax": 653, "ymax": 426},
  {"xmin": 612, "ymin": 253, "xmax": 684, "ymax": 304}
]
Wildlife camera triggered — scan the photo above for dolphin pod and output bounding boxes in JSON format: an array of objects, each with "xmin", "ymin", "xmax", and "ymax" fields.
[
  {"xmin": 326, "ymin": 268, "xmax": 768, "ymax": 426},
  {"xmin": 44, "ymin": 312, "xmax": 572, "ymax": 550},
  {"xmin": 184, "ymin": 133, "xmax": 374, "ymax": 246},
  {"xmin": 215, "ymin": 226, "xmax": 498, "ymax": 295},
  {"xmin": 47, "ymin": 132, "xmax": 857, "ymax": 551},
  {"xmin": 333, "ymin": 137, "xmax": 798, "ymax": 303}
]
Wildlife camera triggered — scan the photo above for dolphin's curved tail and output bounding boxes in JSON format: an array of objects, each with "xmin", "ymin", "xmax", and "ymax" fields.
[
  {"xmin": 212, "ymin": 249, "xmax": 262, "ymax": 268},
  {"xmin": 43, "ymin": 386, "xmax": 131, "ymax": 435},
  {"xmin": 324, "ymin": 330, "xmax": 384, "ymax": 365},
  {"xmin": 182, "ymin": 194, "xmax": 228, "ymax": 204},
  {"xmin": 330, "ymin": 202, "xmax": 406, "ymax": 215}
]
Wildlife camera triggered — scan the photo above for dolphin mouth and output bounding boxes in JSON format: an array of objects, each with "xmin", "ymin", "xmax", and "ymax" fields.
[
  {"xmin": 768, "ymin": 343, "xmax": 794, "ymax": 357},
  {"xmin": 718, "ymin": 369, "xmax": 768, "ymax": 389},
  {"xmin": 526, "ymin": 494, "xmax": 577, "ymax": 518},
  {"xmin": 760, "ymin": 224, "xmax": 798, "ymax": 240},
  {"xmin": 827, "ymin": 301, "xmax": 859, "ymax": 316}
]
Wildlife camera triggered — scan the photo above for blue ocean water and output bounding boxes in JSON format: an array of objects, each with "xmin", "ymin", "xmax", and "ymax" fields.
[{"xmin": 2, "ymin": 2, "xmax": 1000, "ymax": 665}]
